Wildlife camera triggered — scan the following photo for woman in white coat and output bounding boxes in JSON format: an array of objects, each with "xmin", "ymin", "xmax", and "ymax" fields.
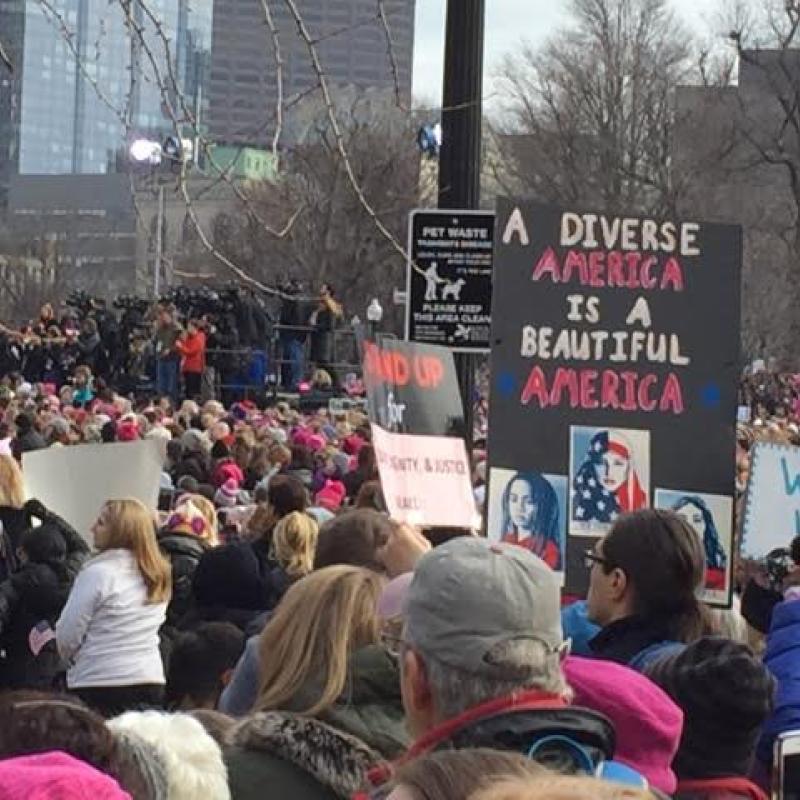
[{"xmin": 57, "ymin": 498, "xmax": 171, "ymax": 717}]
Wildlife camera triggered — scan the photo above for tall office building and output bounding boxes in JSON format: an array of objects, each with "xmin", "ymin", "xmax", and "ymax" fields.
[
  {"xmin": 207, "ymin": 0, "xmax": 415, "ymax": 147},
  {"xmin": 0, "ymin": 0, "xmax": 212, "ymax": 201}
]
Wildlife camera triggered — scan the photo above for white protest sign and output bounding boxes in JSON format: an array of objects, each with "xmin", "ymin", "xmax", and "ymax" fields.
[
  {"xmin": 742, "ymin": 442, "xmax": 800, "ymax": 557},
  {"xmin": 23, "ymin": 440, "xmax": 165, "ymax": 544},
  {"xmin": 371, "ymin": 424, "xmax": 478, "ymax": 529}
]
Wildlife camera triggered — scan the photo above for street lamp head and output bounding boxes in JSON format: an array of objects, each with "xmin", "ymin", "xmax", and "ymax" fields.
[
  {"xmin": 129, "ymin": 138, "xmax": 162, "ymax": 164},
  {"xmin": 366, "ymin": 297, "xmax": 383, "ymax": 323}
]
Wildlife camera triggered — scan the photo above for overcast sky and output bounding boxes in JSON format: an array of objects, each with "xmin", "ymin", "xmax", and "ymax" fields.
[{"xmin": 412, "ymin": 0, "xmax": 720, "ymax": 105}]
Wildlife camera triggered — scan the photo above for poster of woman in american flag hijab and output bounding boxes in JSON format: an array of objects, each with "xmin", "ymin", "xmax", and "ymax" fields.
[{"xmin": 569, "ymin": 426, "xmax": 650, "ymax": 536}]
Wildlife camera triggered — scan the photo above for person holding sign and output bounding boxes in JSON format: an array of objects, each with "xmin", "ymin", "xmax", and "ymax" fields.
[{"xmin": 499, "ymin": 471, "xmax": 562, "ymax": 571}]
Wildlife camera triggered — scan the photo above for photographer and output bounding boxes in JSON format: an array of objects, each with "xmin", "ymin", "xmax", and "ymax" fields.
[
  {"xmin": 76, "ymin": 318, "xmax": 102, "ymax": 374},
  {"xmin": 741, "ymin": 538, "xmax": 800, "ymax": 635},
  {"xmin": 278, "ymin": 280, "xmax": 308, "ymax": 391},
  {"xmin": 310, "ymin": 283, "xmax": 343, "ymax": 385},
  {"xmin": 155, "ymin": 307, "xmax": 182, "ymax": 401}
]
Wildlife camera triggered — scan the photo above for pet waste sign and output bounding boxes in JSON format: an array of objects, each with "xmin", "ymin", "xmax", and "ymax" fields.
[{"xmin": 405, "ymin": 209, "xmax": 494, "ymax": 352}]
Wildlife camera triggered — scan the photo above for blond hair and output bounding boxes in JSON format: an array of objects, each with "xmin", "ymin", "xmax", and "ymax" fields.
[
  {"xmin": 470, "ymin": 774, "xmax": 654, "ymax": 800},
  {"xmin": 96, "ymin": 499, "xmax": 172, "ymax": 604},
  {"xmin": 256, "ymin": 566, "xmax": 381, "ymax": 715},
  {"xmin": 0, "ymin": 456, "xmax": 25, "ymax": 508},
  {"xmin": 312, "ymin": 369, "xmax": 332, "ymax": 389},
  {"xmin": 181, "ymin": 493, "xmax": 219, "ymax": 546},
  {"xmin": 273, "ymin": 511, "xmax": 318, "ymax": 578}
]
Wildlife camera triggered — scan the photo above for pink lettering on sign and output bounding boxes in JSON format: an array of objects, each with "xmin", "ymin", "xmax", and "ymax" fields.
[
  {"xmin": 531, "ymin": 247, "xmax": 686, "ymax": 292},
  {"xmin": 520, "ymin": 366, "xmax": 685, "ymax": 415}
]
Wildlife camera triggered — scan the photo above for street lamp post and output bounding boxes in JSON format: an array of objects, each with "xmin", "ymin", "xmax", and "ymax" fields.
[
  {"xmin": 439, "ymin": 0, "xmax": 485, "ymax": 454},
  {"xmin": 366, "ymin": 297, "xmax": 383, "ymax": 341}
]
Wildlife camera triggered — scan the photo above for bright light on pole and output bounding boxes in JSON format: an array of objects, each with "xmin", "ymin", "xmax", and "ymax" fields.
[{"xmin": 129, "ymin": 138, "xmax": 162, "ymax": 165}]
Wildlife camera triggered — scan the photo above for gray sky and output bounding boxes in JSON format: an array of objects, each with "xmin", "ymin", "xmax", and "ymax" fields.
[{"xmin": 412, "ymin": 0, "xmax": 720, "ymax": 105}]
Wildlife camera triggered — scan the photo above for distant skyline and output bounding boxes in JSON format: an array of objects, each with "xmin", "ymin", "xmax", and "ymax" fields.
[{"xmin": 412, "ymin": 0, "xmax": 721, "ymax": 105}]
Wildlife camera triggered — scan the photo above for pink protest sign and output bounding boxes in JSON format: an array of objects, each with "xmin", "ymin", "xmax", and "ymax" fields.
[{"xmin": 371, "ymin": 424, "xmax": 477, "ymax": 528}]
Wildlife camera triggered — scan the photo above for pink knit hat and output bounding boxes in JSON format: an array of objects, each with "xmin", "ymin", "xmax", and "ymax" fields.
[
  {"xmin": 116, "ymin": 419, "xmax": 139, "ymax": 442},
  {"xmin": 212, "ymin": 459, "xmax": 244, "ymax": 488},
  {"xmin": 315, "ymin": 479, "xmax": 346, "ymax": 512},
  {"xmin": 0, "ymin": 751, "xmax": 131, "ymax": 798},
  {"xmin": 306, "ymin": 433, "xmax": 326, "ymax": 452},
  {"xmin": 214, "ymin": 478, "xmax": 240, "ymax": 508},
  {"xmin": 564, "ymin": 656, "xmax": 683, "ymax": 794}
]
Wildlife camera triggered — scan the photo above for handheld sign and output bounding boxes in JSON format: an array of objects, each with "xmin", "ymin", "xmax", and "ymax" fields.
[
  {"xmin": 405, "ymin": 209, "xmax": 494, "ymax": 352},
  {"xmin": 742, "ymin": 442, "xmax": 800, "ymax": 559},
  {"xmin": 362, "ymin": 338, "xmax": 476, "ymax": 528},
  {"xmin": 23, "ymin": 440, "xmax": 165, "ymax": 544},
  {"xmin": 487, "ymin": 200, "xmax": 741, "ymax": 606}
]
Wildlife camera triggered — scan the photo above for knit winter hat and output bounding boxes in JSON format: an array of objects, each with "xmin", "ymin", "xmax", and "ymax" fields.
[
  {"xmin": 113, "ymin": 730, "xmax": 169, "ymax": 800},
  {"xmin": 315, "ymin": 479, "xmax": 346, "ymax": 512},
  {"xmin": 165, "ymin": 500, "xmax": 211, "ymax": 539},
  {"xmin": 116, "ymin": 419, "xmax": 139, "ymax": 442},
  {"xmin": 212, "ymin": 460, "xmax": 244, "ymax": 489},
  {"xmin": 107, "ymin": 712, "xmax": 230, "ymax": 800},
  {"xmin": 306, "ymin": 433, "xmax": 326, "ymax": 452},
  {"xmin": 0, "ymin": 751, "xmax": 132, "ymax": 798},
  {"xmin": 193, "ymin": 543, "xmax": 266, "ymax": 609},
  {"xmin": 644, "ymin": 636, "xmax": 776, "ymax": 780},
  {"xmin": 564, "ymin": 655, "xmax": 682, "ymax": 794},
  {"xmin": 214, "ymin": 479, "xmax": 240, "ymax": 508}
]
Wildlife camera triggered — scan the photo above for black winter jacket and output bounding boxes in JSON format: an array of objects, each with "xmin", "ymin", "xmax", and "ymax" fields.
[
  {"xmin": 158, "ymin": 531, "xmax": 208, "ymax": 628},
  {"xmin": 0, "ymin": 502, "xmax": 89, "ymax": 689}
]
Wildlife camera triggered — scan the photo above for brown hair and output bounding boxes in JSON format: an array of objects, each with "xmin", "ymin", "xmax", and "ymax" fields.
[
  {"xmin": 391, "ymin": 749, "xmax": 545, "ymax": 800},
  {"xmin": 314, "ymin": 509, "xmax": 392, "ymax": 571},
  {"xmin": 0, "ymin": 692, "xmax": 124, "ymax": 783},
  {"xmin": 256, "ymin": 566, "xmax": 381, "ymax": 715},
  {"xmin": 601, "ymin": 509, "xmax": 708, "ymax": 643},
  {"xmin": 96, "ymin": 498, "xmax": 172, "ymax": 603},
  {"xmin": 354, "ymin": 480, "xmax": 386, "ymax": 512}
]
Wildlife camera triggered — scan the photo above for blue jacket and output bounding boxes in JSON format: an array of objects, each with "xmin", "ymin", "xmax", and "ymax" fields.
[{"xmin": 758, "ymin": 599, "xmax": 800, "ymax": 764}]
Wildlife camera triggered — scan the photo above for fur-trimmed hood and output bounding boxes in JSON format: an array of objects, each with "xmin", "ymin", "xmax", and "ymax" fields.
[{"xmin": 229, "ymin": 711, "xmax": 384, "ymax": 798}]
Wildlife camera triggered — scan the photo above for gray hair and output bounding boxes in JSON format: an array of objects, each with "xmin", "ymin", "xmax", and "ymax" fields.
[{"xmin": 408, "ymin": 637, "xmax": 571, "ymax": 722}]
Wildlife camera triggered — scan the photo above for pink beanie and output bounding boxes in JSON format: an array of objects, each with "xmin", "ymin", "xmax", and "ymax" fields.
[
  {"xmin": 306, "ymin": 433, "xmax": 326, "ymax": 452},
  {"xmin": 0, "ymin": 751, "xmax": 131, "ymax": 798},
  {"xmin": 116, "ymin": 419, "xmax": 139, "ymax": 442},
  {"xmin": 564, "ymin": 656, "xmax": 683, "ymax": 795},
  {"xmin": 315, "ymin": 479, "xmax": 346, "ymax": 512},
  {"xmin": 212, "ymin": 460, "xmax": 244, "ymax": 489}
]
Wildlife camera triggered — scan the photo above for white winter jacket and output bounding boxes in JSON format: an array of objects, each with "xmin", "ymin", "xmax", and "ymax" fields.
[{"xmin": 56, "ymin": 548, "xmax": 167, "ymax": 688}]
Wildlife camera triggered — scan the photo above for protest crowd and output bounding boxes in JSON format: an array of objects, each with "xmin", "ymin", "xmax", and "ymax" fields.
[{"xmin": 0, "ymin": 279, "xmax": 797, "ymax": 800}]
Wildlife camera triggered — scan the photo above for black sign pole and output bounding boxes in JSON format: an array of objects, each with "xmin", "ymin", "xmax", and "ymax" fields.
[{"xmin": 439, "ymin": 0, "xmax": 485, "ymax": 455}]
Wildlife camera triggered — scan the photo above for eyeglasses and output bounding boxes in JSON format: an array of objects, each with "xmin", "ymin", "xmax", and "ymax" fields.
[{"xmin": 583, "ymin": 550, "xmax": 611, "ymax": 571}]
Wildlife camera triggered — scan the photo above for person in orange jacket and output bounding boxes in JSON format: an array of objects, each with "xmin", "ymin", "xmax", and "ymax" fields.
[{"xmin": 175, "ymin": 319, "xmax": 207, "ymax": 400}]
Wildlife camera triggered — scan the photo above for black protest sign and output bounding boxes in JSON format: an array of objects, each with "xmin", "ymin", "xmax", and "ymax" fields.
[
  {"xmin": 486, "ymin": 200, "xmax": 741, "ymax": 606},
  {"xmin": 362, "ymin": 338, "xmax": 475, "ymax": 528},
  {"xmin": 362, "ymin": 338, "xmax": 464, "ymax": 437},
  {"xmin": 406, "ymin": 209, "xmax": 494, "ymax": 352}
]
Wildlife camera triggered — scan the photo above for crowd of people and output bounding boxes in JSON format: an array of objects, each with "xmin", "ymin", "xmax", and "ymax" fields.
[
  {"xmin": 0, "ymin": 345, "xmax": 795, "ymax": 798},
  {"xmin": 0, "ymin": 283, "xmax": 350, "ymax": 407}
]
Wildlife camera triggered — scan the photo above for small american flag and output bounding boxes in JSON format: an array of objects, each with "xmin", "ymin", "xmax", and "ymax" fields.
[{"xmin": 28, "ymin": 620, "xmax": 56, "ymax": 657}]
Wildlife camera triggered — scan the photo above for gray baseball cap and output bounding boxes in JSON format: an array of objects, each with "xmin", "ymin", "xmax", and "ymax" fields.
[{"xmin": 405, "ymin": 537, "xmax": 563, "ymax": 678}]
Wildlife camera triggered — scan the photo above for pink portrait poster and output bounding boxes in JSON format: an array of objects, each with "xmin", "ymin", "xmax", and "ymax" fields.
[{"xmin": 371, "ymin": 424, "xmax": 478, "ymax": 528}]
